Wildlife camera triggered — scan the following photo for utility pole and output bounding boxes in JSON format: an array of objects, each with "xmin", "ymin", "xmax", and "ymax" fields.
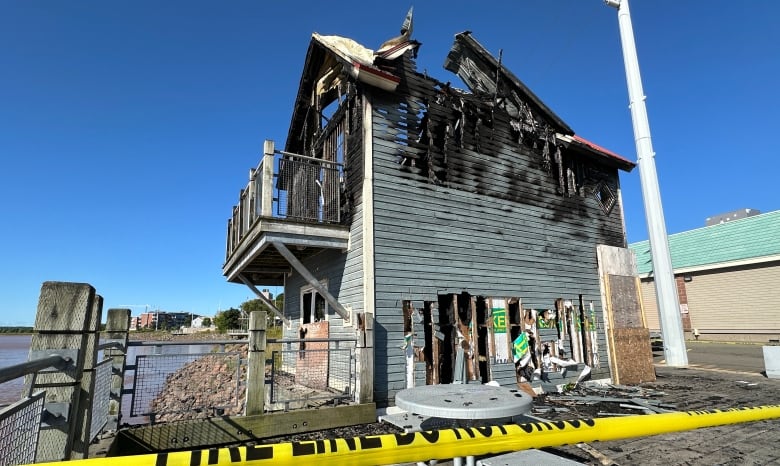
[{"xmin": 604, "ymin": 0, "xmax": 687, "ymax": 366}]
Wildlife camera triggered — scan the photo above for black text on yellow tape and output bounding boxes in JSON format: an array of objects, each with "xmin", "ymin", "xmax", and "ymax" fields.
[{"xmin": 34, "ymin": 405, "xmax": 780, "ymax": 466}]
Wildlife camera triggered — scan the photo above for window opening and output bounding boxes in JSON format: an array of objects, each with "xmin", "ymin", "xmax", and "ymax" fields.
[
  {"xmin": 302, "ymin": 293, "xmax": 313, "ymax": 324},
  {"xmin": 593, "ymin": 180, "xmax": 617, "ymax": 215},
  {"xmin": 301, "ymin": 282, "xmax": 328, "ymax": 324}
]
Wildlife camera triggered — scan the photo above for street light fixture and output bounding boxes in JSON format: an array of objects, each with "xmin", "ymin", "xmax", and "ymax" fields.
[{"xmin": 604, "ymin": 0, "xmax": 688, "ymax": 366}]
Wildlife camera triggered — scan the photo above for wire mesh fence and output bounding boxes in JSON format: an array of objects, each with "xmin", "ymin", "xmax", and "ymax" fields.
[
  {"xmin": 268, "ymin": 340, "xmax": 355, "ymax": 410},
  {"xmin": 131, "ymin": 351, "xmax": 243, "ymax": 420},
  {"xmin": 276, "ymin": 157, "xmax": 342, "ymax": 223},
  {"xmin": 89, "ymin": 359, "xmax": 113, "ymax": 441},
  {"xmin": 0, "ymin": 391, "xmax": 44, "ymax": 466}
]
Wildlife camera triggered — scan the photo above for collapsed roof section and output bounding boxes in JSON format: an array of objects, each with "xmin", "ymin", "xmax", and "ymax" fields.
[
  {"xmin": 284, "ymin": 13, "xmax": 419, "ymax": 155},
  {"xmin": 444, "ymin": 31, "xmax": 573, "ymax": 136},
  {"xmin": 443, "ymin": 31, "xmax": 633, "ymax": 172},
  {"xmin": 284, "ymin": 22, "xmax": 634, "ymax": 172}
]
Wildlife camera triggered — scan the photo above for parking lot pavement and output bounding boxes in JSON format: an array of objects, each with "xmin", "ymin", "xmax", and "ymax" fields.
[{"xmin": 548, "ymin": 342, "xmax": 780, "ymax": 465}]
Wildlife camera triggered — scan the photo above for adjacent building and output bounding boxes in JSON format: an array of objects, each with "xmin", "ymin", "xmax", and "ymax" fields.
[{"xmin": 630, "ymin": 209, "xmax": 780, "ymax": 343}]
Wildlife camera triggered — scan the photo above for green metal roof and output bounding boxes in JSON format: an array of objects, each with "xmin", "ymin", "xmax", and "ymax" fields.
[{"xmin": 629, "ymin": 210, "xmax": 780, "ymax": 275}]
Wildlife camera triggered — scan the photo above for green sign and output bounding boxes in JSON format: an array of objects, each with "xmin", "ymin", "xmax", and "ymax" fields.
[{"xmin": 492, "ymin": 307, "xmax": 507, "ymax": 334}]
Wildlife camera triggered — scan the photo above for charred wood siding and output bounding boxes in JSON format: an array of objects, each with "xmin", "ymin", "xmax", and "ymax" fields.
[{"xmin": 367, "ymin": 59, "xmax": 626, "ymax": 405}]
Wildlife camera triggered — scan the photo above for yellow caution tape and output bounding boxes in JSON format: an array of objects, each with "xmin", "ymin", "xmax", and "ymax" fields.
[{"xmin": 33, "ymin": 405, "xmax": 780, "ymax": 466}]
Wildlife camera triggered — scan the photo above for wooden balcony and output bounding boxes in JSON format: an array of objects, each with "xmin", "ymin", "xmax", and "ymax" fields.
[{"xmin": 223, "ymin": 141, "xmax": 350, "ymax": 287}]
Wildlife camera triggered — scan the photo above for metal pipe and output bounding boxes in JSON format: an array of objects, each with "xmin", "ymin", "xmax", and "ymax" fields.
[
  {"xmin": 0, "ymin": 354, "xmax": 72, "ymax": 384},
  {"xmin": 126, "ymin": 340, "xmax": 247, "ymax": 346},
  {"xmin": 123, "ymin": 338, "xmax": 355, "ymax": 347},
  {"xmin": 97, "ymin": 341, "xmax": 125, "ymax": 351},
  {"xmin": 275, "ymin": 149, "xmax": 344, "ymax": 167},
  {"xmin": 605, "ymin": 0, "xmax": 687, "ymax": 366}
]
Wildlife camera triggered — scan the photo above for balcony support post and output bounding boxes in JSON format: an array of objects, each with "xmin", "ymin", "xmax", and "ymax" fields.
[
  {"xmin": 261, "ymin": 140, "xmax": 275, "ymax": 218},
  {"xmin": 238, "ymin": 273, "xmax": 290, "ymax": 326},
  {"xmin": 271, "ymin": 241, "xmax": 350, "ymax": 322}
]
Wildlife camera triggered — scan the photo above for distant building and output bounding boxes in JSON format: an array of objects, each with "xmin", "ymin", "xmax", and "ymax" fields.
[
  {"xmin": 630, "ymin": 209, "xmax": 780, "ymax": 343},
  {"xmin": 136, "ymin": 311, "xmax": 191, "ymax": 330},
  {"xmin": 129, "ymin": 316, "xmax": 140, "ymax": 331},
  {"xmin": 138, "ymin": 312, "xmax": 156, "ymax": 329},
  {"xmin": 191, "ymin": 316, "xmax": 209, "ymax": 328},
  {"xmin": 705, "ymin": 208, "xmax": 760, "ymax": 226}
]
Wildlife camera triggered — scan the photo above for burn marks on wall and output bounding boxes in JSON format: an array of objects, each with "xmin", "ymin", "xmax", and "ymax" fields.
[{"xmin": 370, "ymin": 34, "xmax": 623, "ymax": 217}]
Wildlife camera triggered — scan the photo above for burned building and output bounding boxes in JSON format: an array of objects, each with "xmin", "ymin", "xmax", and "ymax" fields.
[{"xmin": 223, "ymin": 14, "xmax": 636, "ymax": 407}]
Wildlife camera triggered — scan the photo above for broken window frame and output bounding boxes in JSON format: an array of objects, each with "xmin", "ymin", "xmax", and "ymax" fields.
[{"xmin": 300, "ymin": 280, "xmax": 329, "ymax": 324}]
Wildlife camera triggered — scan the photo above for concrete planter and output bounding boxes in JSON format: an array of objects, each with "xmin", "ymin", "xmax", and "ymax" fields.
[{"xmin": 763, "ymin": 346, "xmax": 780, "ymax": 379}]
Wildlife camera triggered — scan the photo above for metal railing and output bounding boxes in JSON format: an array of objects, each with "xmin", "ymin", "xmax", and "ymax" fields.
[
  {"xmin": 225, "ymin": 146, "xmax": 345, "ymax": 261},
  {"xmin": 0, "ymin": 350, "xmax": 112, "ymax": 465},
  {"xmin": 276, "ymin": 153, "xmax": 343, "ymax": 224},
  {"xmin": 0, "ymin": 354, "xmax": 73, "ymax": 385},
  {"xmin": 0, "ymin": 391, "xmax": 45, "ymax": 466},
  {"xmin": 268, "ymin": 338, "xmax": 356, "ymax": 411},
  {"xmin": 122, "ymin": 340, "xmax": 246, "ymax": 424},
  {"xmin": 0, "ymin": 332, "xmax": 358, "ymax": 463},
  {"xmin": 120, "ymin": 337, "xmax": 358, "ymax": 419},
  {"xmin": 90, "ymin": 359, "xmax": 113, "ymax": 441}
]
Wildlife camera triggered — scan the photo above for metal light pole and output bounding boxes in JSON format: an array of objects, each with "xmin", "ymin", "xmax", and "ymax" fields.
[{"xmin": 604, "ymin": 0, "xmax": 687, "ymax": 366}]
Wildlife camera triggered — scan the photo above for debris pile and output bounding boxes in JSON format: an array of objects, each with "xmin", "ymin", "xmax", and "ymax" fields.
[{"xmin": 532, "ymin": 382, "xmax": 676, "ymax": 420}]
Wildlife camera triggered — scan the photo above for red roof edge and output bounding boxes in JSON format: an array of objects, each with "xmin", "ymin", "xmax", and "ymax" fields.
[{"xmin": 571, "ymin": 135, "xmax": 635, "ymax": 169}]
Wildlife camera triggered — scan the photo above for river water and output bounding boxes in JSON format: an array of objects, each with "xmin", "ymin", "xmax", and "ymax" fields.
[{"xmin": 0, "ymin": 334, "xmax": 32, "ymax": 407}]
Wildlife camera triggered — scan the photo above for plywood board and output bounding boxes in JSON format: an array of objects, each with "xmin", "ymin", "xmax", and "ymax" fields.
[
  {"xmin": 608, "ymin": 274, "xmax": 644, "ymax": 329},
  {"xmin": 610, "ymin": 328, "xmax": 655, "ymax": 384},
  {"xmin": 598, "ymin": 246, "xmax": 655, "ymax": 385}
]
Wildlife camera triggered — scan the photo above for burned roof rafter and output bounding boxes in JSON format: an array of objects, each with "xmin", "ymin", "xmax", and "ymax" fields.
[{"xmin": 443, "ymin": 31, "xmax": 574, "ymax": 136}]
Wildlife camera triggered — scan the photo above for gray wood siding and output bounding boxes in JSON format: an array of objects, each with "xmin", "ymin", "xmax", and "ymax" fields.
[
  {"xmin": 283, "ymin": 204, "xmax": 364, "ymax": 328},
  {"xmin": 368, "ymin": 88, "xmax": 625, "ymax": 405}
]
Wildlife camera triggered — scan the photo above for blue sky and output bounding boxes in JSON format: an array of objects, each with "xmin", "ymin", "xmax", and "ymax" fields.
[{"xmin": 2, "ymin": 1, "xmax": 778, "ymax": 325}]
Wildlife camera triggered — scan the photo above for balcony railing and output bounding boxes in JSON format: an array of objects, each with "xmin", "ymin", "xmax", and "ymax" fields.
[{"xmin": 225, "ymin": 142, "xmax": 345, "ymax": 261}]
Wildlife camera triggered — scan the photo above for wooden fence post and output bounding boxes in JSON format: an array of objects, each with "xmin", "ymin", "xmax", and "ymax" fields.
[
  {"xmin": 71, "ymin": 293, "xmax": 103, "ymax": 459},
  {"xmin": 245, "ymin": 311, "xmax": 266, "ymax": 415},
  {"xmin": 355, "ymin": 312, "xmax": 374, "ymax": 404},
  {"xmin": 28, "ymin": 281, "xmax": 100, "ymax": 462},
  {"xmin": 104, "ymin": 308, "xmax": 131, "ymax": 432}
]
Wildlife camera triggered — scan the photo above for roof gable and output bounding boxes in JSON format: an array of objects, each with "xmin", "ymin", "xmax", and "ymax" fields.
[
  {"xmin": 630, "ymin": 210, "xmax": 780, "ymax": 275},
  {"xmin": 284, "ymin": 27, "xmax": 631, "ymax": 170}
]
